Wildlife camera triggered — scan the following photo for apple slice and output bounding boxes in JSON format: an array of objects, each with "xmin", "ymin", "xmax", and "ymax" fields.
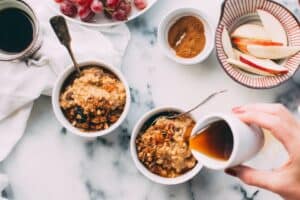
[
  {"xmin": 231, "ymin": 24, "xmax": 270, "ymax": 40},
  {"xmin": 222, "ymin": 27, "xmax": 235, "ymax": 59},
  {"xmin": 233, "ymin": 48, "xmax": 243, "ymax": 57},
  {"xmin": 232, "ymin": 37, "xmax": 283, "ymax": 46},
  {"xmin": 239, "ymin": 54, "xmax": 288, "ymax": 75},
  {"xmin": 257, "ymin": 9, "xmax": 287, "ymax": 45},
  {"xmin": 227, "ymin": 58, "xmax": 274, "ymax": 76},
  {"xmin": 247, "ymin": 45, "xmax": 300, "ymax": 59},
  {"xmin": 232, "ymin": 37, "xmax": 283, "ymax": 53},
  {"xmin": 235, "ymin": 43, "xmax": 248, "ymax": 53}
]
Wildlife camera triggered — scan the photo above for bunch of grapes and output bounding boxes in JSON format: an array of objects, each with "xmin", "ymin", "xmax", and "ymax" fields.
[
  {"xmin": 104, "ymin": 0, "xmax": 132, "ymax": 21},
  {"xmin": 54, "ymin": 0, "xmax": 147, "ymax": 22}
]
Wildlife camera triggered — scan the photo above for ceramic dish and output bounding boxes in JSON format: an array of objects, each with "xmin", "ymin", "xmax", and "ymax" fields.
[
  {"xmin": 130, "ymin": 107, "xmax": 203, "ymax": 185},
  {"xmin": 215, "ymin": 0, "xmax": 300, "ymax": 89},
  {"xmin": 48, "ymin": 0, "xmax": 157, "ymax": 27},
  {"xmin": 158, "ymin": 8, "xmax": 215, "ymax": 65},
  {"xmin": 52, "ymin": 61, "xmax": 131, "ymax": 138}
]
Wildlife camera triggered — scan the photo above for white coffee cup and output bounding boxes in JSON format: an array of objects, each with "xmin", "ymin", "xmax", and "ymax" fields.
[{"xmin": 191, "ymin": 113, "xmax": 265, "ymax": 170}]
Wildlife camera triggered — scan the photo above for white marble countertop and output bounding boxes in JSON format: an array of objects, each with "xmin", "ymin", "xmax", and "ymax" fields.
[{"xmin": 0, "ymin": 0, "xmax": 299, "ymax": 200}]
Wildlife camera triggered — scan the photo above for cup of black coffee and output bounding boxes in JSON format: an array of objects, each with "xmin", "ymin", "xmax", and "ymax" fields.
[{"xmin": 0, "ymin": 0, "xmax": 41, "ymax": 61}]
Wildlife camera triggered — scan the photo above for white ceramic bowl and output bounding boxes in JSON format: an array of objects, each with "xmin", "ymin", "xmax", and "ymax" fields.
[
  {"xmin": 130, "ymin": 107, "xmax": 203, "ymax": 185},
  {"xmin": 158, "ymin": 8, "xmax": 215, "ymax": 65},
  {"xmin": 52, "ymin": 61, "xmax": 131, "ymax": 138}
]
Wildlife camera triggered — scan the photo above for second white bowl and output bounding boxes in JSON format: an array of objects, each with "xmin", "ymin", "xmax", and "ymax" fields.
[{"xmin": 130, "ymin": 106, "xmax": 203, "ymax": 185}]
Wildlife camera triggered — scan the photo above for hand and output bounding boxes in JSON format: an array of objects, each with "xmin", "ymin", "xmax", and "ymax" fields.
[{"xmin": 225, "ymin": 103, "xmax": 300, "ymax": 200}]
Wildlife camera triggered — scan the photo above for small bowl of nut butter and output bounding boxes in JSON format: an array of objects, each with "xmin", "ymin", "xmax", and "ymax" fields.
[{"xmin": 158, "ymin": 8, "xmax": 215, "ymax": 65}]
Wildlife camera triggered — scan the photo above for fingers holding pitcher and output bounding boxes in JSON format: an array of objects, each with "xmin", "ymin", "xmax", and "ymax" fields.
[{"xmin": 232, "ymin": 104, "xmax": 299, "ymax": 154}]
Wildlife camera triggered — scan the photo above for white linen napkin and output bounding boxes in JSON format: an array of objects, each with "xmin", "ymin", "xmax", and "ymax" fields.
[{"xmin": 0, "ymin": 0, "xmax": 131, "ymax": 197}]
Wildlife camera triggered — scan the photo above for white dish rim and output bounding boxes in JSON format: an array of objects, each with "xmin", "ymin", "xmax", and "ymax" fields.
[
  {"xmin": 52, "ymin": 60, "xmax": 131, "ymax": 138},
  {"xmin": 130, "ymin": 106, "xmax": 203, "ymax": 185}
]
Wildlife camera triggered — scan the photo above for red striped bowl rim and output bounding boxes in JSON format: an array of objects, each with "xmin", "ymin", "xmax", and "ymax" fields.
[{"xmin": 215, "ymin": 0, "xmax": 300, "ymax": 89}]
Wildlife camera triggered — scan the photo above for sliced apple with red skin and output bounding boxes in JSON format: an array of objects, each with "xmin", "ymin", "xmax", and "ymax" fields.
[
  {"xmin": 227, "ymin": 58, "xmax": 274, "ymax": 76},
  {"xmin": 222, "ymin": 27, "xmax": 235, "ymax": 59},
  {"xmin": 257, "ymin": 9, "xmax": 287, "ymax": 45},
  {"xmin": 246, "ymin": 45, "xmax": 300, "ymax": 59},
  {"xmin": 232, "ymin": 37, "xmax": 283, "ymax": 46},
  {"xmin": 231, "ymin": 24, "xmax": 270, "ymax": 40},
  {"xmin": 239, "ymin": 54, "xmax": 288, "ymax": 75},
  {"xmin": 235, "ymin": 43, "xmax": 249, "ymax": 54},
  {"xmin": 232, "ymin": 37, "xmax": 283, "ymax": 53}
]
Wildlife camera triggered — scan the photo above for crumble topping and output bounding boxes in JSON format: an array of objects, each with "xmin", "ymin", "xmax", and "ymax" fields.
[
  {"xmin": 136, "ymin": 115, "xmax": 197, "ymax": 178},
  {"xmin": 59, "ymin": 66, "xmax": 126, "ymax": 132}
]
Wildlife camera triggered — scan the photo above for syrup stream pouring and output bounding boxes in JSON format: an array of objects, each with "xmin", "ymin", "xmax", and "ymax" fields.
[{"xmin": 50, "ymin": 15, "xmax": 80, "ymax": 74}]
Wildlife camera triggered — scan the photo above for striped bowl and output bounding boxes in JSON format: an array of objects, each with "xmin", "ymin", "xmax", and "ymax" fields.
[{"xmin": 215, "ymin": 0, "xmax": 300, "ymax": 89}]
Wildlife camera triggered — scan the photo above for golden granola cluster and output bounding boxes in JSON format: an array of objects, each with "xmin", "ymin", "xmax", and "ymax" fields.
[
  {"xmin": 136, "ymin": 115, "xmax": 197, "ymax": 178},
  {"xmin": 59, "ymin": 66, "xmax": 126, "ymax": 132}
]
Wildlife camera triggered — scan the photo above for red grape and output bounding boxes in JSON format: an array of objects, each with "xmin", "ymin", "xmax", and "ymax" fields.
[
  {"xmin": 76, "ymin": 0, "xmax": 88, "ymax": 6},
  {"xmin": 103, "ymin": 0, "xmax": 132, "ymax": 21},
  {"xmin": 66, "ymin": 0, "xmax": 77, "ymax": 3},
  {"xmin": 107, "ymin": 0, "xmax": 120, "ymax": 8},
  {"xmin": 79, "ymin": 6, "xmax": 95, "ymax": 21},
  {"xmin": 134, "ymin": 0, "xmax": 147, "ymax": 10},
  {"xmin": 78, "ymin": 5, "xmax": 89, "ymax": 16},
  {"xmin": 81, "ymin": 11, "xmax": 95, "ymax": 22},
  {"xmin": 118, "ymin": 1, "xmax": 131, "ymax": 15},
  {"xmin": 54, "ymin": 0, "xmax": 64, "ymax": 3},
  {"xmin": 91, "ymin": 0, "xmax": 103, "ymax": 13},
  {"xmin": 75, "ymin": 0, "xmax": 93, "ymax": 7},
  {"xmin": 112, "ymin": 9, "xmax": 127, "ymax": 21},
  {"xmin": 60, "ymin": 1, "xmax": 78, "ymax": 17}
]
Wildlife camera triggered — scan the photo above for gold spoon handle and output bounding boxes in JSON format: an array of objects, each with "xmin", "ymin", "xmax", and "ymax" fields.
[
  {"xmin": 50, "ymin": 15, "xmax": 80, "ymax": 74},
  {"xmin": 149, "ymin": 90, "xmax": 228, "ymax": 128},
  {"xmin": 167, "ymin": 89, "xmax": 228, "ymax": 119},
  {"xmin": 65, "ymin": 44, "xmax": 80, "ymax": 73}
]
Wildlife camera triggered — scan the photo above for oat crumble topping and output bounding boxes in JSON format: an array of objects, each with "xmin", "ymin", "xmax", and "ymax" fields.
[
  {"xmin": 59, "ymin": 66, "xmax": 126, "ymax": 132},
  {"xmin": 136, "ymin": 115, "xmax": 197, "ymax": 178}
]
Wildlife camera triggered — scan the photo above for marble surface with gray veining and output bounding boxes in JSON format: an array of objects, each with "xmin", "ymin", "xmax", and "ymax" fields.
[{"xmin": 0, "ymin": 0, "xmax": 299, "ymax": 200}]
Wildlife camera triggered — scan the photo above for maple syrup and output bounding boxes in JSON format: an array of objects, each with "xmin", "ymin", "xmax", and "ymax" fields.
[{"xmin": 190, "ymin": 120, "xmax": 234, "ymax": 161}]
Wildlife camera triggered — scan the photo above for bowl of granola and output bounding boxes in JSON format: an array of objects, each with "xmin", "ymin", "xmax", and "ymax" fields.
[
  {"xmin": 52, "ymin": 61, "xmax": 130, "ymax": 138},
  {"xmin": 130, "ymin": 107, "xmax": 203, "ymax": 185}
]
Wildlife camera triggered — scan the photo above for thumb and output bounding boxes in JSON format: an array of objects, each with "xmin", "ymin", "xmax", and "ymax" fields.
[{"xmin": 225, "ymin": 165, "xmax": 280, "ymax": 192}]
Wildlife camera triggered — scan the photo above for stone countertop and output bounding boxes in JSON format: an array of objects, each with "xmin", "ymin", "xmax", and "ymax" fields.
[{"xmin": 0, "ymin": 0, "xmax": 299, "ymax": 199}]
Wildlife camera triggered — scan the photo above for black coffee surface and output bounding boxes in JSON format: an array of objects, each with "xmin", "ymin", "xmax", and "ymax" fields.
[{"xmin": 0, "ymin": 8, "xmax": 33, "ymax": 53}]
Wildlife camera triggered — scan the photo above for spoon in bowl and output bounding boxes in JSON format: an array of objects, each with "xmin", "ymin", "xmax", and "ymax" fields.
[
  {"xmin": 50, "ymin": 15, "xmax": 80, "ymax": 74},
  {"xmin": 168, "ymin": 89, "xmax": 227, "ymax": 119},
  {"xmin": 150, "ymin": 89, "xmax": 227, "ymax": 126}
]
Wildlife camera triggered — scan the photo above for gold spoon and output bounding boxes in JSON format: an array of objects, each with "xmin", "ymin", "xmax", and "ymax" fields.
[
  {"xmin": 168, "ymin": 89, "xmax": 227, "ymax": 119},
  {"xmin": 50, "ymin": 15, "xmax": 80, "ymax": 74},
  {"xmin": 151, "ymin": 89, "xmax": 228, "ymax": 126}
]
